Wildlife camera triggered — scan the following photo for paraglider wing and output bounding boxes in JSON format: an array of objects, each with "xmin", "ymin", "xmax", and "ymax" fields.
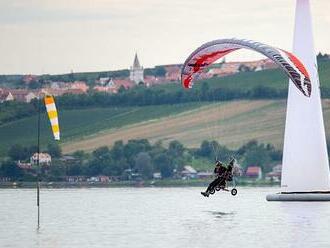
[
  {"xmin": 181, "ymin": 38, "xmax": 311, "ymax": 97},
  {"xmin": 44, "ymin": 95, "xmax": 60, "ymax": 140}
]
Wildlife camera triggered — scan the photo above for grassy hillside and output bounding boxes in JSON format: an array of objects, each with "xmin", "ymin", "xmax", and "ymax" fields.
[
  {"xmin": 60, "ymin": 99, "xmax": 330, "ymax": 154},
  {"xmin": 0, "ymin": 103, "xmax": 202, "ymax": 156},
  {"xmin": 3, "ymin": 98, "xmax": 330, "ymax": 157}
]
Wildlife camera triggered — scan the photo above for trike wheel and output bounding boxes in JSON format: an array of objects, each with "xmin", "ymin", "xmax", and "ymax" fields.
[{"xmin": 231, "ymin": 188, "xmax": 237, "ymax": 196}]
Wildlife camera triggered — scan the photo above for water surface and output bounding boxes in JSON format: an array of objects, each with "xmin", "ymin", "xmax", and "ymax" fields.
[{"xmin": 0, "ymin": 187, "xmax": 329, "ymax": 248}]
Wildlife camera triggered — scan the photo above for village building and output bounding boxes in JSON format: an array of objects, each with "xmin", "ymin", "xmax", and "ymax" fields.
[
  {"xmin": 95, "ymin": 78, "xmax": 134, "ymax": 93},
  {"xmin": 0, "ymin": 89, "xmax": 14, "ymax": 103},
  {"xmin": 50, "ymin": 82, "xmax": 61, "ymax": 89},
  {"xmin": 208, "ymin": 62, "xmax": 240, "ymax": 77},
  {"xmin": 144, "ymin": 75, "xmax": 157, "ymax": 87},
  {"xmin": 17, "ymin": 161, "xmax": 32, "ymax": 170},
  {"xmin": 66, "ymin": 176, "xmax": 86, "ymax": 183},
  {"xmin": 114, "ymin": 79, "xmax": 135, "ymax": 89},
  {"xmin": 245, "ymin": 166, "xmax": 263, "ymax": 179},
  {"xmin": 87, "ymin": 176, "xmax": 110, "ymax": 183},
  {"xmin": 106, "ymin": 78, "xmax": 115, "ymax": 87},
  {"xmin": 30, "ymin": 153, "xmax": 52, "ymax": 166},
  {"xmin": 259, "ymin": 59, "xmax": 278, "ymax": 70},
  {"xmin": 93, "ymin": 85, "xmax": 118, "ymax": 94},
  {"xmin": 181, "ymin": 165, "xmax": 197, "ymax": 179},
  {"xmin": 153, "ymin": 172, "xmax": 162, "ymax": 179},
  {"xmin": 0, "ymin": 177, "xmax": 11, "ymax": 182},
  {"xmin": 64, "ymin": 88, "xmax": 86, "ymax": 95},
  {"xmin": 266, "ymin": 164, "xmax": 282, "ymax": 182},
  {"xmin": 70, "ymin": 81, "xmax": 89, "ymax": 93},
  {"xmin": 9, "ymin": 89, "xmax": 38, "ymax": 103},
  {"xmin": 130, "ymin": 53, "xmax": 144, "ymax": 84},
  {"xmin": 98, "ymin": 77, "xmax": 111, "ymax": 86},
  {"xmin": 41, "ymin": 87, "xmax": 85, "ymax": 96},
  {"xmin": 196, "ymin": 171, "xmax": 214, "ymax": 179},
  {"xmin": 164, "ymin": 65, "xmax": 181, "ymax": 82}
]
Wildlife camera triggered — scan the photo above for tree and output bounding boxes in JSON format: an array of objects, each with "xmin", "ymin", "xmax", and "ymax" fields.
[
  {"xmin": 93, "ymin": 146, "xmax": 110, "ymax": 160},
  {"xmin": 47, "ymin": 143, "xmax": 62, "ymax": 158},
  {"xmin": 85, "ymin": 146, "xmax": 112, "ymax": 176},
  {"xmin": 241, "ymin": 143, "xmax": 272, "ymax": 172},
  {"xmin": 201, "ymin": 82, "xmax": 210, "ymax": 100},
  {"xmin": 154, "ymin": 153, "xmax": 174, "ymax": 178},
  {"xmin": 124, "ymin": 139, "xmax": 151, "ymax": 165},
  {"xmin": 73, "ymin": 150, "xmax": 88, "ymax": 160},
  {"xmin": 8, "ymin": 144, "xmax": 28, "ymax": 161},
  {"xmin": 111, "ymin": 140, "xmax": 124, "ymax": 160},
  {"xmin": 28, "ymin": 145, "xmax": 38, "ymax": 156},
  {"xmin": 135, "ymin": 152, "xmax": 153, "ymax": 179},
  {"xmin": 28, "ymin": 80, "xmax": 42, "ymax": 89},
  {"xmin": 118, "ymin": 85, "xmax": 126, "ymax": 94},
  {"xmin": 198, "ymin": 140, "xmax": 212, "ymax": 157},
  {"xmin": 0, "ymin": 160, "xmax": 23, "ymax": 178},
  {"xmin": 48, "ymin": 163, "xmax": 66, "ymax": 180},
  {"xmin": 67, "ymin": 163, "xmax": 82, "ymax": 176},
  {"xmin": 237, "ymin": 140, "xmax": 258, "ymax": 155},
  {"xmin": 168, "ymin": 140, "xmax": 184, "ymax": 157}
]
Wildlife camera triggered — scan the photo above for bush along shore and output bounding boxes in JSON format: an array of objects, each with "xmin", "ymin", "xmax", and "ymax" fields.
[
  {"xmin": 0, "ymin": 178, "xmax": 280, "ymax": 188},
  {"xmin": 1, "ymin": 139, "xmax": 283, "ymax": 186}
]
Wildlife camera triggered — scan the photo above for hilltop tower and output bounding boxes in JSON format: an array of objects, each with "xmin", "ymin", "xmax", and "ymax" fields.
[{"xmin": 130, "ymin": 53, "xmax": 144, "ymax": 84}]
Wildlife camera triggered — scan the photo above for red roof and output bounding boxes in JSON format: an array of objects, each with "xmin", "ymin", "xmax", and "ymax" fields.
[
  {"xmin": 246, "ymin": 166, "xmax": 262, "ymax": 176},
  {"xmin": 17, "ymin": 163, "xmax": 32, "ymax": 170},
  {"xmin": 114, "ymin": 79, "xmax": 135, "ymax": 89},
  {"xmin": 0, "ymin": 90, "xmax": 11, "ymax": 101},
  {"xmin": 65, "ymin": 89, "xmax": 85, "ymax": 95}
]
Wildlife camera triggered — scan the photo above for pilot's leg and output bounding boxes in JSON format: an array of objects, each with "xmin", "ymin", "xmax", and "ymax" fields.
[{"xmin": 202, "ymin": 177, "xmax": 221, "ymax": 197}]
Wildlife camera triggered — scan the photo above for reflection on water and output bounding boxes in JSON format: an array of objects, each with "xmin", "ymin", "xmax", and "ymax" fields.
[
  {"xmin": 0, "ymin": 187, "xmax": 330, "ymax": 248},
  {"xmin": 206, "ymin": 211, "xmax": 235, "ymax": 219}
]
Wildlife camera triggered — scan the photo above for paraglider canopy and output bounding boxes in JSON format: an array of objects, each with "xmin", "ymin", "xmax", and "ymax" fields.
[{"xmin": 181, "ymin": 38, "xmax": 311, "ymax": 97}]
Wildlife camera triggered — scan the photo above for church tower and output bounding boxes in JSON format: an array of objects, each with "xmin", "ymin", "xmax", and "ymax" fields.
[{"xmin": 130, "ymin": 53, "xmax": 144, "ymax": 84}]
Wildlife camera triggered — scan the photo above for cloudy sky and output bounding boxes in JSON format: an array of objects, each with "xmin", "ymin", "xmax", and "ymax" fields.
[{"xmin": 0, "ymin": 0, "xmax": 329, "ymax": 74}]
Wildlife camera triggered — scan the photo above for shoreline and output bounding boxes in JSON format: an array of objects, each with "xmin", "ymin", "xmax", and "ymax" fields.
[{"xmin": 0, "ymin": 179, "xmax": 280, "ymax": 189}]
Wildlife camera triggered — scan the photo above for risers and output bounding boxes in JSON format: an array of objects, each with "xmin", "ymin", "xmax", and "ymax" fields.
[{"xmin": 266, "ymin": 192, "xmax": 330, "ymax": 201}]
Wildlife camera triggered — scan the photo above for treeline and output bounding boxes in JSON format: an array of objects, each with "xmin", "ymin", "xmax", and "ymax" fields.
[
  {"xmin": 56, "ymin": 83, "xmax": 289, "ymax": 109},
  {"xmin": 0, "ymin": 83, "xmax": 288, "ymax": 124},
  {"xmin": 0, "ymin": 101, "xmax": 38, "ymax": 125},
  {"xmin": 4, "ymin": 82, "xmax": 330, "ymax": 124},
  {"xmin": 0, "ymin": 66, "xmax": 167, "ymax": 87},
  {"xmin": 4, "ymin": 81, "xmax": 330, "ymax": 127},
  {"xmin": 0, "ymin": 139, "xmax": 282, "ymax": 181}
]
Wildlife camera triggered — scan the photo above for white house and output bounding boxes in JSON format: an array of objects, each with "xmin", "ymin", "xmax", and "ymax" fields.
[
  {"xmin": 30, "ymin": 153, "xmax": 52, "ymax": 166},
  {"xmin": 181, "ymin": 165, "xmax": 197, "ymax": 179}
]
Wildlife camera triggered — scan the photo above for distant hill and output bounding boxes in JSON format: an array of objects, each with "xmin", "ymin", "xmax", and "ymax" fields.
[
  {"xmin": 60, "ymin": 99, "xmax": 330, "ymax": 154},
  {"xmin": 0, "ymin": 103, "xmax": 201, "ymax": 156},
  {"xmin": 2, "ymin": 99, "xmax": 330, "ymax": 157},
  {"xmin": 0, "ymin": 60, "xmax": 329, "ymax": 157}
]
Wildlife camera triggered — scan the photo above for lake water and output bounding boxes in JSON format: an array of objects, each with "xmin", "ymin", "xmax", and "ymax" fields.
[{"xmin": 1, "ymin": 187, "xmax": 330, "ymax": 248}]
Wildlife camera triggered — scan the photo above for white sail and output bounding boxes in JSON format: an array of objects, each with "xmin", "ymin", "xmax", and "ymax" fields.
[{"xmin": 281, "ymin": 0, "xmax": 330, "ymax": 192}]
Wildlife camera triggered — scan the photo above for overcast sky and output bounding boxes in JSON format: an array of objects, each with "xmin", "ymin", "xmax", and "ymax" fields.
[{"xmin": 0, "ymin": 0, "xmax": 329, "ymax": 75}]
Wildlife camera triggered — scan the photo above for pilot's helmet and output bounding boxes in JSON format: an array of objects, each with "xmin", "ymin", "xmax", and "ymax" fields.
[{"xmin": 215, "ymin": 160, "xmax": 223, "ymax": 166}]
